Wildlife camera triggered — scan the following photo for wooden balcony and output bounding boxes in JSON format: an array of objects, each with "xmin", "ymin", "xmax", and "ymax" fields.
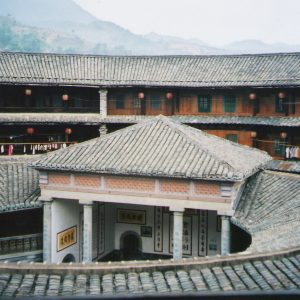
[{"xmin": 0, "ymin": 106, "xmax": 98, "ymax": 113}]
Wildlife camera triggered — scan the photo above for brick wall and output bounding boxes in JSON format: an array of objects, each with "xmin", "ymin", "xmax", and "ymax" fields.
[
  {"xmin": 48, "ymin": 173, "xmax": 70, "ymax": 185},
  {"xmin": 160, "ymin": 179, "xmax": 189, "ymax": 193},
  {"xmin": 194, "ymin": 182, "xmax": 220, "ymax": 195},
  {"xmin": 74, "ymin": 175, "xmax": 101, "ymax": 187},
  {"xmin": 106, "ymin": 176, "xmax": 155, "ymax": 191},
  {"xmin": 46, "ymin": 172, "xmax": 225, "ymax": 198}
]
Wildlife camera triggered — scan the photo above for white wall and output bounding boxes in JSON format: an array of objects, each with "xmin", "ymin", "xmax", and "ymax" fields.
[
  {"xmin": 113, "ymin": 204, "xmax": 155, "ymax": 253},
  {"xmin": 50, "ymin": 200, "xmax": 221, "ymax": 262},
  {"xmin": 103, "ymin": 204, "xmax": 221, "ymax": 258},
  {"xmin": 207, "ymin": 210, "xmax": 221, "ymax": 256},
  {"xmin": 51, "ymin": 199, "xmax": 80, "ymax": 263},
  {"xmin": 97, "ymin": 203, "xmax": 115, "ymax": 259}
]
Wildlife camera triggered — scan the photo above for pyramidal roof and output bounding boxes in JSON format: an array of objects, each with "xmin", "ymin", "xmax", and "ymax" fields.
[{"xmin": 31, "ymin": 116, "xmax": 271, "ymax": 181}]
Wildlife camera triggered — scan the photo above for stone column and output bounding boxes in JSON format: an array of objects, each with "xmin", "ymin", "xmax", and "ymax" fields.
[
  {"xmin": 99, "ymin": 89, "xmax": 108, "ymax": 118},
  {"xmin": 99, "ymin": 124, "xmax": 108, "ymax": 137},
  {"xmin": 173, "ymin": 211, "xmax": 184, "ymax": 260},
  {"xmin": 43, "ymin": 200, "xmax": 53, "ymax": 263},
  {"xmin": 221, "ymin": 215, "xmax": 231, "ymax": 255},
  {"xmin": 83, "ymin": 202, "xmax": 93, "ymax": 262}
]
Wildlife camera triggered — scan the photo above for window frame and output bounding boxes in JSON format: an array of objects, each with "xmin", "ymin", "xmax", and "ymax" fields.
[
  {"xmin": 273, "ymin": 138, "xmax": 285, "ymax": 156},
  {"xmin": 150, "ymin": 94, "xmax": 161, "ymax": 110},
  {"xmin": 223, "ymin": 95, "xmax": 236, "ymax": 113},
  {"xmin": 115, "ymin": 94, "xmax": 125, "ymax": 109},
  {"xmin": 225, "ymin": 134, "xmax": 238, "ymax": 143},
  {"xmin": 275, "ymin": 97, "xmax": 285, "ymax": 113},
  {"xmin": 198, "ymin": 95, "xmax": 211, "ymax": 113}
]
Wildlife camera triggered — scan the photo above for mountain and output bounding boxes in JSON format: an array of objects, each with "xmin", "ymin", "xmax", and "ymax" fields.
[
  {"xmin": 0, "ymin": 16, "xmax": 116, "ymax": 54},
  {"xmin": 226, "ymin": 40, "xmax": 300, "ymax": 54},
  {"xmin": 0, "ymin": 0, "xmax": 299, "ymax": 55},
  {"xmin": 1, "ymin": 0, "xmax": 97, "ymax": 26},
  {"xmin": 0, "ymin": 0, "xmax": 226, "ymax": 55}
]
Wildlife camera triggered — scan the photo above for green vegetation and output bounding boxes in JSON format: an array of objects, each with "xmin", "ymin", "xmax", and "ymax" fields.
[
  {"xmin": 0, "ymin": 16, "xmax": 129, "ymax": 54},
  {"xmin": 0, "ymin": 17, "xmax": 45, "ymax": 52}
]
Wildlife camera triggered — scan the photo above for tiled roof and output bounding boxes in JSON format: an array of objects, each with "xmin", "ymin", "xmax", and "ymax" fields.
[
  {"xmin": 0, "ymin": 157, "xmax": 41, "ymax": 213},
  {"xmin": 233, "ymin": 170, "xmax": 300, "ymax": 252},
  {"xmin": 31, "ymin": 116, "xmax": 271, "ymax": 181},
  {"xmin": 0, "ymin": 248, "xmax": 300, "ymax": 297},
  {"xmin": 266, "ymin": 160, "xmax": 300, "ymax": 174},
  {"xmin": 0, "ymin": 113, "xmax": 101, "ymax": 125},
  {"xmin": 1, "ymin": 113, "xmax": 300, "ymax": 127},
  {"xmin": 172, "ymin": 116, "xmax": 300, "ymax": 127},
  {"xmin": 103, "ymin": 115, "xmax": 300, "ymax": 127},
  {"xmin": 1, "ymin": 52, "xmax": 300, "ymax": 88}
]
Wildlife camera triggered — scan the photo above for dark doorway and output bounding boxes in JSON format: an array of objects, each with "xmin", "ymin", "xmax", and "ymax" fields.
[
  {"xmin": 231, "ymin": 223, "xmax": 252, "ymax": 253},
  {"xmin": 122, "ymin": 232, "xmax": 141, "ymax": 260},
  {"xmin": 62, "ymin": 253, "xmax": 76, "ymax": 263}
]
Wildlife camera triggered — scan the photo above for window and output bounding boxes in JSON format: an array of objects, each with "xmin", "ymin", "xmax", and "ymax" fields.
[
  {"xmin": 116, "ymin": 95, "xmax": 125, "ymax": 109},
  {"xmin": 223, "ymin": 95, "xmax": 236, "ymax": 113},
  {"xmin": 198, "ymin": 95, "xmax": 211, "ymax": 112},
  {"xmin": 225, "ymin": 134, "xmax": 238, "ymax": 143},
  {"xmin": 275, "ymin": 97, "xmax": 284, "ymax": 113},
  {"xmin": 273, "ymin": 139, "xmax": 285, "ymax": 156},
  {"xmin": 151, "ymin": 94, "xmax": 161, "ymax": 110}
]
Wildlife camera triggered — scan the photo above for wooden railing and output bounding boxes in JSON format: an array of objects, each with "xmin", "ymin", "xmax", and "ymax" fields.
[
  {"xmin": 0, "ymin": 233, "xmax": 42, "ymax": 255},
  {"xmin": 0, "ymin": 107, "xmax": 98, "ymax": 113},
  {"xmin": 0, "ymin": 142, "xmax": 76, "ymax": 156}
]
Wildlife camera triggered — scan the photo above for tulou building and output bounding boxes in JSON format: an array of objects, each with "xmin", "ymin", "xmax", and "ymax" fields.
[
  {"xmin": 0, "ymin": 52, "xmax": 299, "ymax": 159},
  {"xmin": 0, "ymin": 51, "xmax": 299, "ymax": 298},
  {"xmin": 30, "ymin": 116, "xmax": 271, "ymax": 263}
]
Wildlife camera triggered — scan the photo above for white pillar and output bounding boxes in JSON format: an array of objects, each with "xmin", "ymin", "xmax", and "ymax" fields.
[
  {"xmin": 83, "ymin": 202, "xmax": 93, "ymax": 262},
  {"xmin": 99, "ymin": 89, "xmax": 108, "ymax": 118},
  {"xmin": 99, "ymin": 124, "xmax": 108, "ymax": 137},
  {"xmin": 43, "ymin": 200, "xmax": 52, "ymax": 263},
  {"xmin": 221, "ymin": 215, "xmax": 231, "ymax": 255},
  {"xmin": 173, "ymin": 211, "xmax": 184, "ymax": 260}
]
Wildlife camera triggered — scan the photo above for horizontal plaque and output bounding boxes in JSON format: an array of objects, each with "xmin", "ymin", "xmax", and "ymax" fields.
[
  {"xmin": 117, "ymin": 209, "xmax": 146, "ymax": 225},
  {"xmin": 57, "ymin": 226, "xmax": 77, "ymax": 252}
]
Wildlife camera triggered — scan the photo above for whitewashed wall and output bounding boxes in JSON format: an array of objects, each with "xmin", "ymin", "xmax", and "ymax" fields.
[
  {"xmin": 51, "ymin": 199, "xmax": 80, "ymax": 263},
  {"xmin": 101, "ymin": 203, "xmax": 221, "ymax": 258},
  {"xmin": 50, "ymin": 200, "xmax": 221, "ymax": 262}
]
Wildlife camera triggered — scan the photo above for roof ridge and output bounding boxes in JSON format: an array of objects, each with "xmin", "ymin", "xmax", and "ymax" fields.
[
  {"xmin": 154, "ymin": 116, "xmax": 237, "ymax": 173},
  {"xmin": 157, "ymin": 115, "xmax": 269, "ymax": 175},
  {"xmin": 2, "ymin": 51, "xmax": 300, "ymax": 59},
  {"xmin": 32, "ymin": 116, "xmax": 272, "ymax": 180}
]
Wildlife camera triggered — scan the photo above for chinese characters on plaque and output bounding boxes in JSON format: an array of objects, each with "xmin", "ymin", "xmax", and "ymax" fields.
[
  {"xmin": 117, "ymin": 209, "xmax": 146, "ymax": 225},
  {"xmin": 198, "ymin": 210, "xmax": 207, "ymax": 256},
  {"xmin": 154, "ymin": 207, "xmax": 163, "ymax": 252},
  {"xmin": 57, "ymin": 226, "xmax": 77, "ymax": 252},
  {"xmin": 169, "ymin": 215, "xmax": 192, "ymax": 255}
]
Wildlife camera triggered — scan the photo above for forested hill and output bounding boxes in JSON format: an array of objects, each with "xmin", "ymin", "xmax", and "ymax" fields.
[
  {"xmin": 0, "ymin": 0, "xmax": 225, "ymax": 55},
  {"xmin": 0, "ymin": 0, "xmax": 299, "ymax": 55}
]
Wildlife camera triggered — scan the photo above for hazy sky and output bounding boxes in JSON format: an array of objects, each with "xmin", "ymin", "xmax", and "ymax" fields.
[{"xmin": 74, "ymin": 0, "xmax": 300, "ymax": 46}]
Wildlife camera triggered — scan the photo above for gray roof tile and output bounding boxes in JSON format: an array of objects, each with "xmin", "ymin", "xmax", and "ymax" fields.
[
  {"xmin": 31, "ymin": 116, "xmax": 271, "ymax": 181},
  {"xmin": 266, "ymin": 160, "xmax": 300, "ymax": 174},
  {"xmin": 0, "ymin": 113, "xmax": 299, "ymax": 128},
  {"xmin": 1, "ymin": 249, "xmax": 300, "ymax": 297},
  {"xmin": 1, "ymin": 52, "xmax": 300, "ymax": 88},
  {"xmin": 233, "ymin": 170, "xmax": 300, "ymax": 252},
  {"xmin": 0, "ymin": 157, "xmax": 41, "ymax": 213}
]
